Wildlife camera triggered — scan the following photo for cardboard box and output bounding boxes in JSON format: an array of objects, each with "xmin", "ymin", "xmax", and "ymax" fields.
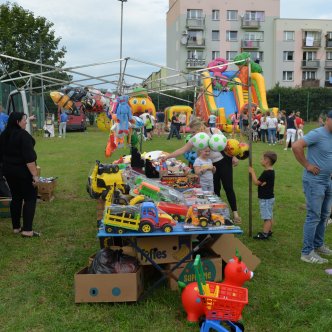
[
  {"xmin": 0, "ymin": 198, "xmax": 11, "ymax": 218},
  {"xmin": 88, "ymin": 246, "xmax": 137, "ymax": 267},
  {"xmin": 168, "ymin": 256, "xmax": 222, "ymax": 291},
  {"xmin": 209, "ymin": 234, "xmax": 261, "ymax": 271},
  {"xmin": 37, "ymin": 179, "xmax": 57, "ymax": 194},
  {"xmin": 136, "ymin": 235, "xmax": 192, "ymax": 265},
  {"xmin": 75, "ymin": 266, "xmax": 144, "ymax": 303}
]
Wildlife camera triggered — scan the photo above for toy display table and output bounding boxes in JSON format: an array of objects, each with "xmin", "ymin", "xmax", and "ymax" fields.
[{"xmin": 97, "ymin": 224, "xmax": 242, "ymax": 301}]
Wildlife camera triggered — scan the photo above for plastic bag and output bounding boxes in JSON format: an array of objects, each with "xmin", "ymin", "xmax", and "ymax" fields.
[{"xmin": 89, "ymin": 248, "xmax": 139, "ymax": 274}]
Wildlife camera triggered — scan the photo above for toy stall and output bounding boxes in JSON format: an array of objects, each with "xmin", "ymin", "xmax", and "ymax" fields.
[{"xmin": 72, "ymin": 91, "xmax": 260, "ymax": 332}]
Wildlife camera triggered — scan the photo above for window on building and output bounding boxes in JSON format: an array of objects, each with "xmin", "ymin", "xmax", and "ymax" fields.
[
  {"xmin": 302, "ymin": 71, "xmax": 316, "ymax": 80},
  {"xmin": 188, "ymin": 50, "xmax": 204, "ymax": 60},
  {"xmin": 283, "ymin": 51, "xmax": 294, "ymax": 61},
  {"xmin": 249, "ymin": 51, "xmax": 264, "ymax": 62},
  {"xmin": 243, "ymin": 31, "xmax": 264, "ymax": 41},
  {"xmin": 227, "ymin": 10, "xmax": 238, "ymax": 21},
  {"xmin": 212, "ymin": 30, "xmax": 220, "ymax": 41},
  {"xmin": 187, "ymin": 9, "xmax": 203, "ymax": 19},
  {"xmin": 327, "ymin": 32, "xmax": 332, "ymax": 40},
  {"xmin": 325, "ymin": 71, "xmax": 332, "ymax": 82},
  {"xmin": 327, "ymin": 52, "xmax": 332, "ymax": 60},
  {"xmin": 212, "ymin": 10, "xmax": 220, "ymax": 21},
  {"xmin": 283, "ymin": 71, "xmax": 293, "ymax": 81},
  {"xmin": 244, "ymin": 11, "xmax": 265, "ymax": 21},
  {"xmin": 303, "ymin": 51, "xmax": 317, "ymax": 61},
  {"xmin": 212, "ymin": 51, "xmax": 220, "ymax": 60},
  {"xmin": 284, "ymin": 31, "xmax": 295, "ymax": 41},
  {"xmin": 226, "ymin": 51, "xmax": 237, "ymax": 61},
  {"xmin": 226, "ymin": 31, "xmax": 238, "ymax": 41}
]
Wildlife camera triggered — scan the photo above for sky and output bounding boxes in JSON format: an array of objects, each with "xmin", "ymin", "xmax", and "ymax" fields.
[{"xmin": 1, "ymin": 0, "xmax": 332, "ymax": 90}]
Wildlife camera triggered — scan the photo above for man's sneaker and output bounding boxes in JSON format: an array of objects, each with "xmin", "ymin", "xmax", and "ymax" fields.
[
  {"xmin": 315, "ymin": 245, "xmax": 332, "ymax": 256},
  {"xmin": 301, "ymin": 250, "xmax": 328, "ymax": 264},
  {"xmin": 327, "ymin": 218, "xmax": 332, "ymax": 227}
]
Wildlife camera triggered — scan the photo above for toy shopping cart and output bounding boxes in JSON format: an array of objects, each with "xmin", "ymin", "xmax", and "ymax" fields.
[{"xmin": 194, "ymin": 255, "xmax": 248, "ymax": 332}]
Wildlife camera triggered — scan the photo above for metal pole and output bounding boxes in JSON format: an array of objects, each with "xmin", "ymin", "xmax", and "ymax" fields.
[
  {"xmin": 118, "ymin": 0, "xmax": 127, "ymax": 95},
  {"xmin": 247, "ymin": 57, "xmax": 253, "ymax": 237},
  {"xmin": 40, "ymin": 47, "xmax": 45, "ymax": 128},
  {"xmin": 306, "ymin": 91, "xmax": 310, "ymax": 122}
]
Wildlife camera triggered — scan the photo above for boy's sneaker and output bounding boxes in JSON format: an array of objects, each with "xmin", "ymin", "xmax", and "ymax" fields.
[
  {"xmin": 253, "ymin": 232, "xmax": 269, "ymax": 240},
  {"xmin": 327, "ymin": 218, "xmax": 332, "ymax": 226},
  {"xmin": 315, "ymin": 245, "xmax": 332, "ymax": 256},
  {"xmin": 301, "ymin": 250, "xmax": 328, "ymax": 264}
]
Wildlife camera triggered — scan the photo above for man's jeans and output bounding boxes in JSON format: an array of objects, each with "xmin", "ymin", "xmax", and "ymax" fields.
[{"xmin": 302, "ymin": 178, "xmax": 332, "ymax": 255}]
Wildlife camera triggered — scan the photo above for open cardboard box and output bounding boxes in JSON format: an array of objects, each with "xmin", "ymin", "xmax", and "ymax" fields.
[
  {"xmin": 75, "ymin": 266, "xmax": 144, "ymax": 303},
  {"xmin": 209, "ymin": 234, "xmax": 261, "ymax": 271}
]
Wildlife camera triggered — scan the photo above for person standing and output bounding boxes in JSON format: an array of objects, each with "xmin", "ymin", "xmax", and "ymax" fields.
[
  {"xmin": 292, "ymin": 111, "xmax": 332, "ymax": 264},
  {"xmin": 266, "ymin": 111, "xmax": 278, "ymax": 145},
  {"xmin": 0, "ymin": 105, "xmax": 9, "ymax": 134},
  {"xmin": 179, "ymin": 111, "xmax": 187, "ymax": 135},
  {"xmin": 0, "ymin": 112, "xmax": 40, "ymax": 237},
  {"xmin": 162, "ymin": 118, "xmax": 242, "ymax": 223},
  {"xmin": 59, "ymin": 109, "xmax": 68, "ymax": 138},
  {"xmin": 260, "ymin": 113, "xmax": 268, "ymax": 143},
  {"xmin": 249, "ymin": 151, "xmax": 277, "ymax": 240},
  {"xmin": 167, "ymin": 112, "xmax": 181, "ymax": 140},
  {"xmin": 156, "ymin": 109, "xmax": 165, "ymax": 137},
  {"xmin": 284, "ymin": 111, "xmax": 298, "ymax": 150},
  {"xmin": 208, "ymin": 112, "xmax": 217, "ymax": 128}
]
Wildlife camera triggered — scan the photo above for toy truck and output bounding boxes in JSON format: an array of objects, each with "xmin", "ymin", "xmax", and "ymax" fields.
[
  {"xmin": 156, "ymin": 201, "xmax": 189, "ymax": 222},
  {"xmin": 104, "ymin": 201, "xmax": 176, "ymax": 234},
  {"xmin": 185, "ymin": 204, "xmax": 232, "ymax": 227}
]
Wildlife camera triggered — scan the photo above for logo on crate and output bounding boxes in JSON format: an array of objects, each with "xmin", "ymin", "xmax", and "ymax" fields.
[
  {"xmin": 179, "ymin": 260, "xmax": 216, "ymax": 284},
  {"xmin": 140, "ymin": 248, "xmax": 167, "ymax": 262}
]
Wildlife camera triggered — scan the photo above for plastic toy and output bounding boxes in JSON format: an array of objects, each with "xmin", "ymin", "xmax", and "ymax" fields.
[
  {"xmin": 180, "ymin": 253, "xmax": 253, "ymax": 328},
  {"xmin": 115, "ymin": 95, "xmax": 132, "ymax": 134},
  {"xmin": 87, "ymin": 161, "xmax": 130, "ymax": 206},
  {"xmin": 156, "ymin": 201, "xmax": 189, "ymax": 222},
  {"xmin": 103, "ymin": 201, "xmax": 176, "ymax": 234},
  {"xmin": 224, "ymin": 139, "xmax": 240, "ymax": 157},
  {"xmin": 185, "ymin": 204, "xmax": 231, "ymax": 227},
  {"xmin": 160, "ymin": 174, "xmax": 199, "ymax": 190},
  {"xmin": 208, "ymin": 133, "xmax": 227, "ymax": 152},
  {"xmin": 191, "ymin": 132, "xmax": 210, "ymax": 149},
  {"xmin": 128, "ymin": 87, "xmax": 156, "ymax": 117},
  {"xmin": 236, "ymin": 143, "xmax": 249, "ymax": 160}
]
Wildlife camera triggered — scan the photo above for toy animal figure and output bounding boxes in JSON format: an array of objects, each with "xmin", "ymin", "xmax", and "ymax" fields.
[
  {"xmin": 115, "ymin": 95, "xmax": 132, "ymax": 135},
  {"xmin": 105, "ymin": 133, "xmax": 117, "ymax": 158},
  {"xmin": 208, "ymin": 58, "xmax": 229, "ymax": 88},
  {"xmin": 180, "ymin": 253, "xmax": 253, "ymax": 322}
]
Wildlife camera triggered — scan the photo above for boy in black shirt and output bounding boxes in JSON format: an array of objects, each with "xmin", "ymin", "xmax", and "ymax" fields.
[{"xmin": 249, "ymin": 151, "xmax": 277, "ymax": 240}]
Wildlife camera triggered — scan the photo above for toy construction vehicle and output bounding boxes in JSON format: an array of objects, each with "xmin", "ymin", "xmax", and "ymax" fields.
[
  {"xmin": 103, "ymin": 201, "xmax": 176, "ymax": 234},
  {"xmin": 87, "ymin": 160, "xmax": 130, "ymax": 205},
  {"xmin": 185, "ymin": 204, "xmax": 232, "ymax": 227}
]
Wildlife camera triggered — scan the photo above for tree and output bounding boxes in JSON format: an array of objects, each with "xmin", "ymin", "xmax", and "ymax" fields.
[{"xmin": 0, "ymin": 2, "xmax": 72, "ymax": 87}]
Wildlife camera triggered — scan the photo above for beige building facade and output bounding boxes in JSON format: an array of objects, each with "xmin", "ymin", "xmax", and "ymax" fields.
[{"xmin": 166, "ymin": 0, "xmax": 332, "ymax": 89}]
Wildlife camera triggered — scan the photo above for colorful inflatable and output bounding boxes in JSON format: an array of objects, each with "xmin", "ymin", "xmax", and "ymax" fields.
[{"xmin": 128, "ymin": 88, "xmax": 156, "ymax": 117}]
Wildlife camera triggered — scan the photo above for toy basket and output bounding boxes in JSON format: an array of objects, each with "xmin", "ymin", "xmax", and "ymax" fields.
[{"xmin": 199, "ymin": 282, "xmax": 248, "ymax": 322}]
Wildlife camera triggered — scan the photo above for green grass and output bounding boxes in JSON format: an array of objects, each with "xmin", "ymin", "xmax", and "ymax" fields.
[{"xmin": 0, "ymin": 123, "xmax": 332, "ymax": 331}]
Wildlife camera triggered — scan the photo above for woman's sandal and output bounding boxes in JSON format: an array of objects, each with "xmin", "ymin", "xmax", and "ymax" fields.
[
  {"xmin": 13, "ymin": 228, "xmax": 22, "ymax": 234},
  {"xmin": 233, "ymin": 216, "xmax": 242, "ymax": 224},
  {"xmin": 21, "ymin": 231, "xmax": 41, "ymax": 238}
]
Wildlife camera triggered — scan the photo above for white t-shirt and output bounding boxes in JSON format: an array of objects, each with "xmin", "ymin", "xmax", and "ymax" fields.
[
  {"xmin": 209, "ymin": 114, "xmax": 217, "ymax": 124},
  {"xmin": 193, "ymin": 157, "xmax": 214, "ymax": 185},
  {"xmin": 266, "ymin": 116, "xmax": 278, "ymax": 129},
  {"xmin": 260, "ymin": 117, "xmax": 268, "ymax": 130},
  {"xmin": 179, "ymin": 113, "xmax": 187, "ymax": 124}
]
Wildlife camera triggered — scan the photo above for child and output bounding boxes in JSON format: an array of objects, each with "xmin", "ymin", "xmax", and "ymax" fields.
[
  {"xmin": 277, "ymin": 120, "xmax": 286, "ymax": 144},
  {"xmin": 249, "ymin": 151, "xmax": 277, "ymax": 240},
  {"xmin": 252, "ymin": 120, "xmax": 259, "ymax": 142},
  {"xmin": 297, "ymin": 124, "xmax": 304, "ymax": 140},
  {"xmin": 193, "ymin": 147, "xmax": 216, "ymax": 192}
]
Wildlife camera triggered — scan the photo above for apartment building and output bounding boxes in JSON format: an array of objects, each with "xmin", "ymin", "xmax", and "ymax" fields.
[{"xmin": 165, "ymin": 0, "xmax": 332, "ymax": 89}]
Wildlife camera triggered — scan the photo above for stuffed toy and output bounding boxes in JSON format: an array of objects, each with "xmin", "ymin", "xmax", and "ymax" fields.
[{"xmin": 115, "ymin": 95, "xmax": 132, "ymax": 134}]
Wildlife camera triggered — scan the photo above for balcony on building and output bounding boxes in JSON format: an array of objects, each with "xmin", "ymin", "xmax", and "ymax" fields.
[
  {"xmin": 241, "ymin": 17, "xmax": 260, "ymax": 29},
  {"xmin": 325, "ymin": 60, "xmax": 332, "ymax": 68},
  {"xmin": 301, "ymin": 60, "xmax": 320, "ymax": 69},
  {"xmin": 187, "ymin": 36, "xmax": 205, "ymax": 48},
  {"xmin": 302, "ymin": 79, "xmax": 320, "ymax": 88},
  {"xmin": 241, "ymin": 40, "xmax": 260, "ymax": 49},
  {"xmin": 302, "ymin": 30, "xmax": 322, "ymax": 48},
  {"xmin": 186, "ymin": 58, "xmax": 206, "ymax": 69},
  {"xmin": 186, "ymin": 16, "xmax": 205, "ymax": 30}
]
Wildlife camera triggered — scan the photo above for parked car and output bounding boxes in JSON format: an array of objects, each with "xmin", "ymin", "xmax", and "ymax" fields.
[{"xmin": 58, "ymin": 103, "xmax": 86, "ymax": 132}]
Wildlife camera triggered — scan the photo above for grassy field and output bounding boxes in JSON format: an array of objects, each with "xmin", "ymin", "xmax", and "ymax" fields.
[{"xmin": 0, "ymin": 123, "xmax": 332, "ymax": 332}]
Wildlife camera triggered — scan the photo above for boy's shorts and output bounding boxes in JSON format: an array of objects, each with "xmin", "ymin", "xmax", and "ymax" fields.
[{"xmin": 259, "ymin": 198, "xmax": 275, "ymax": 220}]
